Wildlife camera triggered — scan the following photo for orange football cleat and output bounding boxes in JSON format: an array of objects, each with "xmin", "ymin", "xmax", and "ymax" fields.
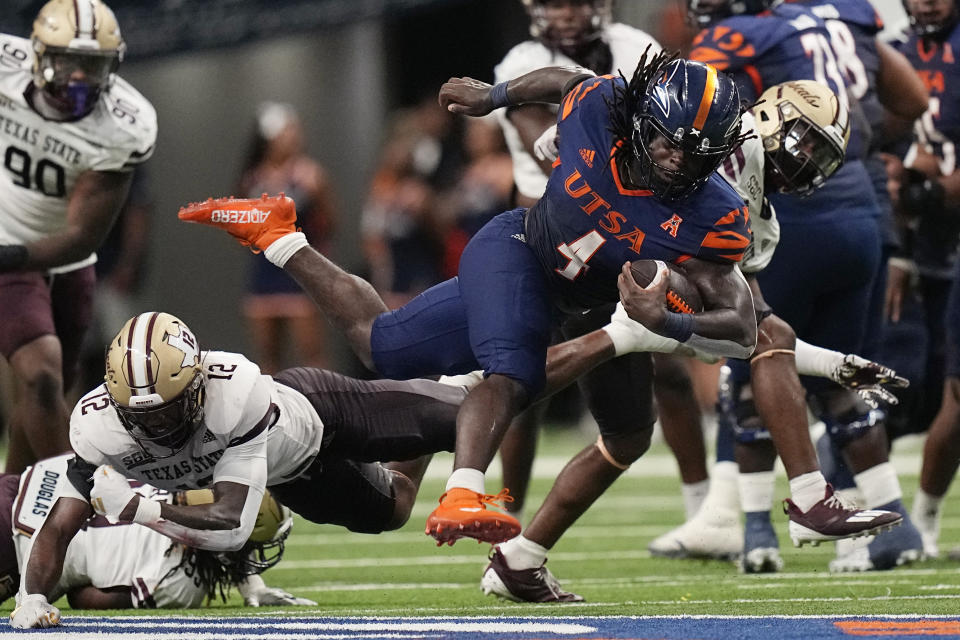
[
  {"xmin": 425, "ymin": 487, "xmax": 521, "ymax": 546},
  {"xmin": 178, "ymin": 193, "xmax": 297, "ymax": 253}
]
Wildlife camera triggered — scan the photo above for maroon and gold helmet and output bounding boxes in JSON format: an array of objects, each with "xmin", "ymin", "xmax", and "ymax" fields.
[{"xmin": 105, "ymin": 312, "xmax": 204, "ymax": 459}]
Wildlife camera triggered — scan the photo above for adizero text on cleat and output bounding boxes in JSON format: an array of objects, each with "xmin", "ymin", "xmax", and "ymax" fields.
[
  {"xmin": 178, "ymin": 193, "xmax": 298, "ymax": 253},
  {"xmin": 785, "ymin": 484, "xmax": 902, "ymax": 547},
  {"xmin": 425, "ymin": 488, "xmax": 520, "ymax": 546}
]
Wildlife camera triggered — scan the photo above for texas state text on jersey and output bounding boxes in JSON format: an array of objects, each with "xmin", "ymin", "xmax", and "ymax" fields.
[
  {"xmin": 0, "ymin": 34, "xmax": 157, "ymax": 272},
  {"xmin": 525, "ymin": 75, "xmax": 750, "ymax": 311}
]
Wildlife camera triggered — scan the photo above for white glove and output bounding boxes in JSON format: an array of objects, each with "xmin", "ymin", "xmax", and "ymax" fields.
[
  {"xmin": 244, "ymin": 586, "xmax": 316, "ymax": 607},
  {"xmin": 238, "ymin": 575, "xmax": 316, "ymax": 607},
  {"xmin": 90, "ymin": 465, "xmax": 138, "ymax": 524},
  {"xmin": 533, "ymin": 124, "xmax": 559, "ymax": 162},
  {"xmin": 10, "ymin": 594, "xmax": 60, "ymax": 629},
  {"xmin": 437, "ymin": 370, "xmax": 484, "ymax": 390}
]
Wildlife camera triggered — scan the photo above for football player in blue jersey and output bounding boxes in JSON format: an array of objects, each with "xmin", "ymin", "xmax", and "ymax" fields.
[
  {"xmin": 689, "ymin": 0, "xmax": 926, "ymax": 572},
  {"xmin": 181, "ymin": 51, "xmax": 761, "ymax": 599},
  {"xmin": 493, "ymin": 1, "xmax": 718, "ymax": 546},
  {"xmin": 897, "ymin": 0, "xmax": 960, "ymax": 562}
]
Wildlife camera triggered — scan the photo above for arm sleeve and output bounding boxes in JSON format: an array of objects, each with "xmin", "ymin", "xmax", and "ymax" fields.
[{"xmin": 64, "ymin": 456, "xmax": 99, "ymax": 501}]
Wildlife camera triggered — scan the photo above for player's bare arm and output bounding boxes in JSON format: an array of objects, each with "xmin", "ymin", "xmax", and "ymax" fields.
[
  {"xmin": 120, "ymin": 480, "xmax": 251, "ymax": 531},
  {"xmin": 5, "ymin": 170, "xmax": 133, "ymax": 272},
  {"xmin": 67, "ymin": 585, "xmax": 133, "ymax": 610},
  {"xmin": 617, "ymin": 258, "xmax": 756, "ymax": 359},
  {"xmin": 439, "ymin": 66, "xmax": 594, "ymax": 116},
  {"xmin": 876, "ymin": 40, "xmax": 929, "ymax": 121},
  {"xmin": 22, "ymin": 496, "xmax": 92, "ymax": 599},
  {"xmin": 509, "ymin": 104, "xmax": 563, "ymax": 176}
]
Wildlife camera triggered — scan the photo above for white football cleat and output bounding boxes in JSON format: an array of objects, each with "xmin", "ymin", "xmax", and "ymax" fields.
[{"xmin": 648, "ymin": 506, "xmax": 743, "ymax": 560}]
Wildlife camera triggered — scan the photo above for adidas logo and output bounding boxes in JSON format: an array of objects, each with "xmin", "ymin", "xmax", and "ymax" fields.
[
  {"xmin": 209, "ymin": 208, "xmax": 271, "ymax": 224},
  {"xmin": 579, "ymin": 148, "xmax": 596, "ymax": 168},
  {"xmin": 846, "ymin": 510, "xmax": 889, "ymax": 523},
  {"xmin": 511, "ymin": 233, "xmax": 526, "ymax": 243}
]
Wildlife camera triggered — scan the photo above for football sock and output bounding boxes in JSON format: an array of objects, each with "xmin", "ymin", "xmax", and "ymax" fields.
[
  {"xmin": 445, "ymin": 468, "xmax": 485, "ymax": 495},
  {"xmin": 698, "ymin": 460, "xmax": 740, "ymax": 515},
  {"xmin": 739, "ymin": 471, "xmax": 776, "ymax": 513},
  {"xmin": 854, "ymin": 462, "xmax": 902, "ymax": 510},
  {"xmin": 912, "ymin": 489, "xmax": 943, "ymax": 522},
  {"xmin": 682, "ymin": 479, "xmax": 710, "ymax": 519},
  {"xmin": 788, "ymin": 470, "xmax": 828, "ymax": 513},
  {"xmin": 499, "ymin": 535, "xmax": 548, "ymax": 570},
  {"xmin": 264, "ymin": 231, "xmax": 308, "ymax": 267}
]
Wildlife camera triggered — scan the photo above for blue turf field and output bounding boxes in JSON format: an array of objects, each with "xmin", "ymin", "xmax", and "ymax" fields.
[{"xmin": 4, "ymin": 615, "xmax": 959, "ymax": 639}]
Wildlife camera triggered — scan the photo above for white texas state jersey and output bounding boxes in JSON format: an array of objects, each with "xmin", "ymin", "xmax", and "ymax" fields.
[
  {"xmin": 0, "ymin": 34, "xmax": 156, "ymax": 273},
  {"xmin": 718, "ymin": 112, "xmax": 780, "ymax": 275},
  {"xmin": 68, "ymin": 351, "xmax": 325, "ymax": 494},
  {"xmin": 494, "ymin": 23, "xmax": 660, "ymax": 200},
  {"xmin": 12, "ymin": 454, "xmax": 205, "ymax": 608}
]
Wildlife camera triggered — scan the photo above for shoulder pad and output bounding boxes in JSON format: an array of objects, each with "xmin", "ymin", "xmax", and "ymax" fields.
[{"xmin": 495, "ymin": 41, "xmax": 561, "ymax": 83}]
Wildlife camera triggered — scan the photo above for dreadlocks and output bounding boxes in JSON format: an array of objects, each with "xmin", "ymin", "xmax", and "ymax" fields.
[
  {"xmin": 605, "ymin": 47, "xmax": 679, "ymax": 175},
  {"xmin": 158, "ymin": 543, "xmax": 235, "ymax": 604}
]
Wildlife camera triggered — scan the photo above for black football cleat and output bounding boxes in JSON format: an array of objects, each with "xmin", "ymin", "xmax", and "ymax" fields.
[{"xmin": 480, "ymin": 548, "xmax": 583, "ymax": 603}]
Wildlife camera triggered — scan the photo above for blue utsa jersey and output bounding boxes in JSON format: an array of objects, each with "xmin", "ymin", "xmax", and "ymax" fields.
[
  {"xmin": 898, "ymin": 24, "xmax": 960, "ymax": 161},
  {"xmin": 897, "ymin": 23, "xmax": 960, "ymax": 277},
  {"xmin": 528, "ymin": 75, "xmax": 749, "ymax": 311},
  {"xmin": 797, "ymin": 0, "xmax": 883, "ymax": 153},
  {"xmin": 690, "ymin": 2, "xmax": 879, "ymax": 225}
]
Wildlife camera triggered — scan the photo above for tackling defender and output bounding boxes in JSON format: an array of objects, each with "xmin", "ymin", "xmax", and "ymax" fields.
[
  {"xmin": 0, "ymin": 0, "xmax": 156, "ymax": 473},
  {"xmin": 6, "ymin": 453, "xmax": 311, "ymax": 628},
  {"xmin": 689, "ymin": 0, "xmax": 926, "ymax": 572}
]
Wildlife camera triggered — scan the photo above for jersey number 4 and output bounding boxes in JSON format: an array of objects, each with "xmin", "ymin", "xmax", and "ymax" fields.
[{"xmin": 555, "ymin": 230, "xmax": 606, "ymax": 280}]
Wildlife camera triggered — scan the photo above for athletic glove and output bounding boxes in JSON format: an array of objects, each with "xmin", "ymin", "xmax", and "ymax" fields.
[
  {"xmin": 10, "ymin": 594, "xmax": 60, "ymax": 629},
  {"xmin": 533, "ymin": 124, "xmax": 559, "ymax": 163},
  {"xmin": 90, "ymin": 465, "xmax": 139, "ymax": 524},
  {"xmin": 830, "ymin": 354, "xmax": 910, "ymax": 408},
  {"xmin": 239, "ymin": 575, "xmax": 316, "ymax": 607}
]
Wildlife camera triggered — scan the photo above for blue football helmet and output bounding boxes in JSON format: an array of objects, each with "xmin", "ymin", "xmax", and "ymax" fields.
[
  {"xmin": 903, "ymin": 0, "xmax": 959, "ymax": 40},
  {"xmin": 686, "ymin": 0, "xmax": 781, "ymax": 28},
  {"xmin": 632, "ymin": 59, "xmax": 743, "ymax": 202}
]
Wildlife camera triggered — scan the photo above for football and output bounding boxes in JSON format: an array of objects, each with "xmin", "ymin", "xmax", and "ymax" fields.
[{"xmin": 629, "ymin": 260, "xmax": 703, "ymax": 314}]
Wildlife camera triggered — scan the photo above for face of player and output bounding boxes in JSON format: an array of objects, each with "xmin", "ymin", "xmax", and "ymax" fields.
[
  {"xmin": 647, "ymin": 132, "xmax": 686, "ymax": 178},
  {"xmin": 35, "ymin": 48, "xmax": 117, "ymax": 119},
  {"xmin": 538, "ymin": 0, "xmax": 599, "ymax": 53},
  {"xmin": 686, "ymin": 0, "xmax": 729, "ymax": 28},
  {"xmin": 905, "ymin": 0, "xmax": 956, "ymax": 31}
]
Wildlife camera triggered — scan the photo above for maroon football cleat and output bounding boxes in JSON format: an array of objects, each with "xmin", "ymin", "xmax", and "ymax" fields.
[
  {"xmin": 480, "ymin": 548, "xmax": 583, "ymax": 603},
  {"xmin": 785, "ymin": 484, "xmax": 903, "ymax": 547}
]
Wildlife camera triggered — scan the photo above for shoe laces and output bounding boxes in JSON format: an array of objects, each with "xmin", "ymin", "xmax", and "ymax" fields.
[
  {"xmin": 481, "ymin": 488, "xmax": 514, "ymax": 509},
  {"xmin": 823, "ymin": 491, "xmax": 855, "ymax": 512}
]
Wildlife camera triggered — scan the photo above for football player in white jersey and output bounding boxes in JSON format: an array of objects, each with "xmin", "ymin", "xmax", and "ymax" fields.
[
  {"xmin": 3, "ymin": 454, "xmax": 311, "ymax": 627},
  {"xmin": 0, "ymin": 0, "xmax": 156, "ymax": 474},
  {"xmin": 18, "ymin": 302, "xmax": 702, "ymax": 625},
  {"xmin": 495, "ymin": 0, "xmax": 660, "ymax": 208}
]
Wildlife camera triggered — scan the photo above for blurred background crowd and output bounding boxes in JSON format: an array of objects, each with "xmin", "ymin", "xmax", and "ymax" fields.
[{"xmin": 0, "ymin": 0, "xmax": 915, "ymax": 417}]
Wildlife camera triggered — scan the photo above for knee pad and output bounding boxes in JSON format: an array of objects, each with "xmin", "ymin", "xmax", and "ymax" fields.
[
  {"xmin": 819, "ymin": 406, "xmax": 885, "ymax": 449},
  {"xmin": 717, "ymin": 366, "xmax": 770, "ymax": 444},
  {"xmin": 597, "ymin": 425, "xmax": 653, "ymax": 469}
]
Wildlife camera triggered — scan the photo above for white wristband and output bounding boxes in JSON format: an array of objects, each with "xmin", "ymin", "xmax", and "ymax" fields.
[
  {"xmin": 133, "ymin": 498, "xmax": 162, "ymax": 524},
  {"xmin": 263, "ymin": 231, "xmax": 309, "ymax": 268}
]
